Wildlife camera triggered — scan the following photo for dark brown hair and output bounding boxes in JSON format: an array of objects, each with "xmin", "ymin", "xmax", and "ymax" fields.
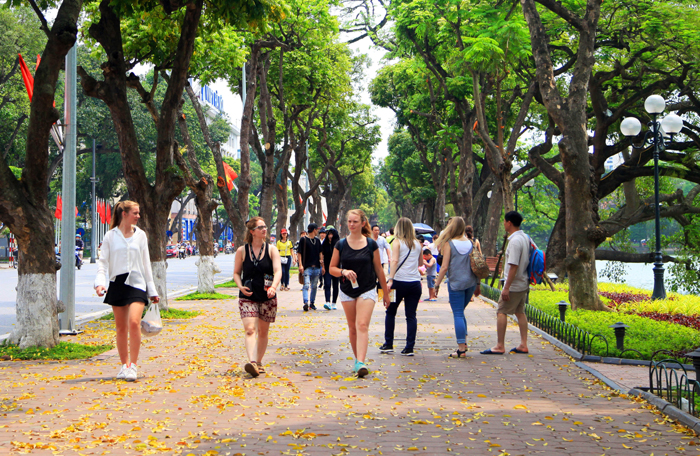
[
  {"xmin": 465, "ymin": 225, "xmax": 474, "ymax": 239},
  {"xmin": 110, "ymin": 201, "xmax": 139, "ymax": 230}
]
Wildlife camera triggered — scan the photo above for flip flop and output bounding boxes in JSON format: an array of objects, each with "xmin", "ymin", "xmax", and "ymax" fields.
[
  {"xmin": 509, "ymin": 347, "xmax": 529, "ymax": 354},
  {"xmin": 480, "ymin": 349, "xmax": 505, "ymax": 355}
]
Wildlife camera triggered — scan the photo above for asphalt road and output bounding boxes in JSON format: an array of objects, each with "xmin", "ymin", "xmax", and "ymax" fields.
[{"xmin": 0, "ymin": 253, "xmax": 236, "ymax": 336}]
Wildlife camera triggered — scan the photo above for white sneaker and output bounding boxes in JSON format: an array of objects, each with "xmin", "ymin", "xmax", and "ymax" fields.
[
  {"xmin": 331, "ymin": 303, "xmax": 337, "ymax": 310},
  {"xmin": 116, "ymin": 364, "xmax": 128, "ymax": 380},
  {"xmin": 125, "ymin": 364, "xmax": 138, "ymax": 382}
]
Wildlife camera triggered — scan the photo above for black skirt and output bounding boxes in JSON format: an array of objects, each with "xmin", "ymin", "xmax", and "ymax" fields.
[{"xmin": 104, "ymin": 273, "xmax": 148, "ymax": 307}]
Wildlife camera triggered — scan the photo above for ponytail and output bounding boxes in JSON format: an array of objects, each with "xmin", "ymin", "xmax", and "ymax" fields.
[{"xmin": 110, "ymin": 200, "xmax": 139, "ymax": 229}]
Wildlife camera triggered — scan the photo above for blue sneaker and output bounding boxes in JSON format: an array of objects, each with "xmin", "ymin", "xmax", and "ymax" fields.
[
  {"xmin": 355, "ymin": 360, "xmax": 369, "ymax": 378},
  {"xmin": 324, "ymin": 303, "xmax": 331, "ymax": 310}
]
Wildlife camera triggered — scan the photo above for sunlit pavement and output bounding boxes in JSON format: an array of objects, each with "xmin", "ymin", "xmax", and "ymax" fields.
[
  {"xmin": 1, "ymin": 280, "xmax": 697, "ymax": 455},
  {"xmin": 0, "ymin": 253, "xmax": 236, "ymax": 336}
]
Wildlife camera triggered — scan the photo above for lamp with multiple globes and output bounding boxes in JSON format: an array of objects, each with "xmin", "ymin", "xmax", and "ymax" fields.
[{"xmin": 619, "ymin": 96, "xmax": 684, "ymax": 300}]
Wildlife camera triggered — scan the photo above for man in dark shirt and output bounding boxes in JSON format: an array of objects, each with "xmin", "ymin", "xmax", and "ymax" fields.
[
  {"xmin": 75, "ymin": 234, "xmax": 84, "ymax": 261},
  {"xmin": 298, "ymin": 223, "xmax": 323, "ymax": 311}
]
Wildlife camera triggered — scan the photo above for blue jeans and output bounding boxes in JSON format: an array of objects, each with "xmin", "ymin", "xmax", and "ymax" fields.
[
  {"xmin": 384, "ymin": 280, "xmax": 422, "ymax": 350},
  {"xmin": 281, "ymin": 256, "xmax": 292, "ymax": 287},
  {"xmin": 447, "ymin": 283, "xmax": 477, "ymax": 344},
  {"xmin": 302, "ymin": 267, "xmax": 322, "ymax": 304}
]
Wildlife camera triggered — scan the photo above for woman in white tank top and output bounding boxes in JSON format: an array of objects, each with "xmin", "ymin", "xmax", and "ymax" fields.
[{"xmin": 380, "ymin": 218, "xmax": 425, "ymax": 356}]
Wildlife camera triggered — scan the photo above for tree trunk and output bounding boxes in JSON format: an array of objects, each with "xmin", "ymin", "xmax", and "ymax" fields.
[
  {"xmin": 521, "ymin": 0, "xmax": 605, "ymax": 310},
  {"xmin": 480, "ymin": 186, "xmax": 503, "ymax": 257},
  {"xmin": 0, "ymin": 0, "xmax": 83, "ymax": 348},
  {"xmin": 545, "ymin": 205, "xmax": 567, "ymax": 278}
]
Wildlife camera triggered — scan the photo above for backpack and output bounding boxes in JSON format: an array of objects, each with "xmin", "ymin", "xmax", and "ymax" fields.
[{"xmin": 526, "ymin": 235, "xmax": 546, "ymax": 284}]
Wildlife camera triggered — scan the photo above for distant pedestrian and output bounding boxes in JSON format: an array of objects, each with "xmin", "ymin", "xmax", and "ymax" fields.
[
  {"xmin": 329, "ymin": 209, "xmax": 390, "ymax": 377},
  {"xmin": 428, "ymin": 233, "xmax": 440, "ymax": 272},
  {"xmin": 321, "ymin": 227, "xmax": 340, "ymax": 310},
  {"xmin": 298, "ymin": 223, "xmax": 323, "ymax": 311},
  {"xmin": 319, "ymin": 227, "xmax": 327, "ymax": 291},
  {"xmin": 434, "ymin": 216, "xmax": 480, "ymax": 358},
  {"xmin": 94, "ymin": 201, "xmax": 159, "ymax": 382},
  {"xmin": 481, "ymin": 211, "xmax": 530, "ymax": 355},
  {"xmin": 293, "ymin": 231, "xmax": 306, "ymax": 266},
  {"xmin": 276, "ymin": 229, "xmax": 293, "ymax": 291},
  {"xmin": 465, "ymin": 225, "xmax": 482, "ymax": 254},
  {"xmin": 422, "ymin": 249, "xmax": 437, "ymax": 301},
  {"xmin": 233, "ymin": 217, "xmax": 282, "ymax": 377},
  {"xmin": 380, "ymin": 217, "xmax": 424, "ymax": 356}
]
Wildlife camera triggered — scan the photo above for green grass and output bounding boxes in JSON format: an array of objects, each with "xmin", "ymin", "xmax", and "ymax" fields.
[
  {"xmin": 174, "ymin": 291, "xmax": 234, "ymax": 301},
  {"xmin": 0, "ymin": 341, "xmax": 113, "ymax": 360},
  {"xmin": 100, "ymin": 308, "xmax": 202, "ymax": 320},
  {"xmin": 527, "ymin": 289, "xmax": 700, "ymax": 360},
  {"xmin": 215, "ymin": 280, "xmax": 238, "ymax": 288}
]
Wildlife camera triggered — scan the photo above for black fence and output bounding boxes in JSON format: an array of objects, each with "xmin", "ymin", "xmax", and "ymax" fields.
[{"xmin": 649, "ymin": 358, "xmax": 700, "ymax": 417}]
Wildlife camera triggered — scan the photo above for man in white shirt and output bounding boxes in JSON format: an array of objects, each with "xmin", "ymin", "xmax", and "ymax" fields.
[
  {"xmin": 372, "ymin": 225, "xmax": 392, "ymax": 273},
  {"xmin": 482, "ymin": 211, "xmax": 530, "ymax": 356}
]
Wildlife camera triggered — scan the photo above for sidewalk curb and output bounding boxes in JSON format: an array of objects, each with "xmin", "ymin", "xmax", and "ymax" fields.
[
  {"xmin": 480, "ymin": 294, "xmax": 700, "ymax": 435},
  {"xmin": 0, "ymin": 277, "xmax": 230, "ymax": 342}
]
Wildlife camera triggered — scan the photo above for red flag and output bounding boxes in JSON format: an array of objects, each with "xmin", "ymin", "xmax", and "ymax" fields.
[
  {"xmin": 18, "ymin": 54, "xmax": 34, "ymax": 102},
  {"xmin": 222, "ymin": 162, "xmax": 238, "ymax": 191},
  {"xmin": 97, "ymin": 200, "xmax": 104, "ymax": 223},
  {"xmin": 106, "ymin": 204, "xmax": 111, "ymax": 225},
  {"xmin": 55, "ymin": 194, "xmax": 62, "ymax": 219},
  {"xmin": 75, "ymin": 207, "xmax": 79, "ymax": 217}
]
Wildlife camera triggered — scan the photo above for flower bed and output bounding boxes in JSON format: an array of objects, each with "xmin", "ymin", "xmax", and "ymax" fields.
[{"xmin": 526, "ymin": 284, "xmax": 700, "ymax": 360}]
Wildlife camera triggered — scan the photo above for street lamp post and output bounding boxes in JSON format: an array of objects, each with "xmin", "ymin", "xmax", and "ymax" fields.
[{"xmin": 620, "ymin": 95, "xmax": 684, "ymax": 300}]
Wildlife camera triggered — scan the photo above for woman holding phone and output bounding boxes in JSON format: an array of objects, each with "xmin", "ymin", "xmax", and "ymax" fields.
[
  {"xmin": 329, "ymin": 209, "xmax": 390, "ymax": 378},
  {"xmin": 233, "ymin": 217, "xmax": 282, "ymax": 377},
  {"xmin": 94, "ymin": 201, "xmax": 159, "ymax": 382}
]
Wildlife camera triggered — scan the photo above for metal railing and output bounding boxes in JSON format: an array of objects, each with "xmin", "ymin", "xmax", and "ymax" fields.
[{"xmin": 649, "ymin": 357, "xmax": 700, "ymax": 416}]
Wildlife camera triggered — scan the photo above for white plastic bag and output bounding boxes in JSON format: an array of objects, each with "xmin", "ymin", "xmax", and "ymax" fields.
[{"xmin": 140, "ymin": 302, "xmax": 163, "ymax": 337}]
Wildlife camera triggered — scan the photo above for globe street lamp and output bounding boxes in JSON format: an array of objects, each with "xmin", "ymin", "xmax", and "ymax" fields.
[{"xmin": 619, "ymin": 95, "xmax": 684, "ymax": 300}]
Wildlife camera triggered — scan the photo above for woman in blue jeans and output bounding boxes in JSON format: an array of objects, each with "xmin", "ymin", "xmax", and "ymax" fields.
[{"xmin": 434, "ymin": 216, "xmax": 480, "ymax": 358}]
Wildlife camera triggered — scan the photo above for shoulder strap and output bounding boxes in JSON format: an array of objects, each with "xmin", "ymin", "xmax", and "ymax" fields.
[{"xmin": 393, "ymin": 242, "xmax": 411, "ymax": 276}]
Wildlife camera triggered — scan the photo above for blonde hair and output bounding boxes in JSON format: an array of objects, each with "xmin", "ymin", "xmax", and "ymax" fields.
[
  {"xmin": 111, "ymin": 201, "xmax": 139, "ymax": 229},
  {"xmin": 346, "ymin": 209, "xmax": 372, "ymax": 237},
  {"xmin": 244, "ymin": 217, "xmax": 265, "ymax": 244},
  {"xmin": 394, "ymin": 217, "xmax": 418, "ymax": 250},
  {"xmin": 436, "ymin": 217, "xmax": 467, "ymax": 249}
]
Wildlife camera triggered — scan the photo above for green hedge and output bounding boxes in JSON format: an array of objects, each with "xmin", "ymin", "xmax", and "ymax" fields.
[
  {"xmin": 0, "ymin": 341, "xmax": 113, "ymax": 360},
  {"xmin": 528, "ymin": 289, "xmax": 700, "ymax": 360},
  {"xmin": 480, "ymin": 283, "xmax": 700, "ymax": 360}
]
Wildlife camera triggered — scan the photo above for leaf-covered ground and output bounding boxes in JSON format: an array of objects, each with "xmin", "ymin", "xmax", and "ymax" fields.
[{"xmin": 1, "ymin": 284, "xmax": 699, "ymax": 455}]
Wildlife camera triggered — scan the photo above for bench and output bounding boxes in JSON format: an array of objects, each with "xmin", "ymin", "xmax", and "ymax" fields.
[{"xmin": 485, "ymin": 256, "xmax": 503, "ymax": 277}]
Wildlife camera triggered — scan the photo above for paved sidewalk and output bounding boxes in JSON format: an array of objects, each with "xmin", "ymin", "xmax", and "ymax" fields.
[{"xmin": 1, "ymin": 281, "xmax": 699, "ymax": 455}]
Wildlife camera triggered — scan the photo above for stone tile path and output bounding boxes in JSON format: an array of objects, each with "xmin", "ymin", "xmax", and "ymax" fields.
[{"xmin": 1, "ymin": 280, "xmax": 699, "ymax": 455}]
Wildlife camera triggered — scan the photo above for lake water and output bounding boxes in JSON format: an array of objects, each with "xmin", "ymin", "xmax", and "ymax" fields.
[{"xmin": 596, "ymin": 260, "xmax": 684, "ymax": 294}]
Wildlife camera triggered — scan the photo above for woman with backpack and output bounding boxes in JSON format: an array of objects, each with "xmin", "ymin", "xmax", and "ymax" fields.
[
  {"xmin": 329, "ymin": 209, "xmax": 390, "ymax": 378},
  {"xmin": 379, "ymin": 217, "xmax": 424, "ymax": 357},
  {"xmin": 233, "ymin": 217, "xmax": 282, "ymax": 377},
  {"xmin": 434, "ymin": 216, "xmax": 481, "ymax": 358}
]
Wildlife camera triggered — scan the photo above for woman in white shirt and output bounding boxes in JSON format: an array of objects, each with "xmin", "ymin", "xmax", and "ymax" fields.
[
  {"xmin": 94, "ymin": 201, "xmax": 159, "ymax": 382},
  {"xmin": 379, "ymin": 217, "xmax": 424, "ymax": 356}
]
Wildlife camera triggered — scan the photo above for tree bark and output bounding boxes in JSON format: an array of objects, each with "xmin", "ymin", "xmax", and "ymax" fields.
[
  {"xmin": 595, "ymin": 249, "xmax": 686, "ymax": 264},
  {"xmin": 0, "ymin": 0, "xmax": 82, "ymax": 348},
  {"xmin": 545, "ymin": 206, "xmax": 567, "ymax": 278}
]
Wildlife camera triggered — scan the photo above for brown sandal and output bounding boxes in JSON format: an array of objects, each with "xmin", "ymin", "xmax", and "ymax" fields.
[
  {"xmin": 257, "ymin": 364, "xmax": 266, "ymax": 374},
  {"xmin": 244, "ymin": 361, "xmax": 259, "ymax": 378}
]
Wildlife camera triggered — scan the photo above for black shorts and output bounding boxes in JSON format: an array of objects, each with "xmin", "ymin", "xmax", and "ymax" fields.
[{"xmin": 104, "ymin": 273, "xmax": 148, "ymax": 307}]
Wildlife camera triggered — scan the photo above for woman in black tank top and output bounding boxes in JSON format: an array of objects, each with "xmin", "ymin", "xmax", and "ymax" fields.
[
  {"xmin": 233, "ymin": 217, "xmax": 282, "ymax": 378},
  {"xmin": 329, "ymin": 209, "xmax": 390, "ymax": 379}
]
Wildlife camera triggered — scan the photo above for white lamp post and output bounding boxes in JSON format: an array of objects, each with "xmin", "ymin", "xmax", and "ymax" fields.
[{"xmin": 619, "ymin": 95, "xmax": 684, "ymax": 300}]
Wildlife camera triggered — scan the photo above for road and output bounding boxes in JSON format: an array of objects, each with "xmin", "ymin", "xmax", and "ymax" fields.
[{"xmin": 0, "ymin": 253, "xmax": 236, "ymax": 336}]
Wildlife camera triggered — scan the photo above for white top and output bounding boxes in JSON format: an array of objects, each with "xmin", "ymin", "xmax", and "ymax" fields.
[
  {"xmin": 393, "ymin": 239, "xmax": 422, "ymax": 282},
  {"xmin": 428, "ymin": 242, "xmax": 439, "ymax": 255},
  {"xmin": 504, "ymin": 230, "xmax": 530, "ymax": 292},
  {"xmin": 94, "ymin": 226, "xmax": 159, "ymax": 297},
  {"xmin": 376, "ymin": 236, "xmax": 391, "ymax": 264}
]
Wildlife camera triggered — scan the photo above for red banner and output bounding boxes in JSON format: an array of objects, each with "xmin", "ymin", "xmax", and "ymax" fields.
[
  {"xmin": 55, "ymin": 195, "xmax": 62, "ymax": 220},
  {"xmin": 223, "ymin": 162, "xmax": 238, "ymax": 191}
]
